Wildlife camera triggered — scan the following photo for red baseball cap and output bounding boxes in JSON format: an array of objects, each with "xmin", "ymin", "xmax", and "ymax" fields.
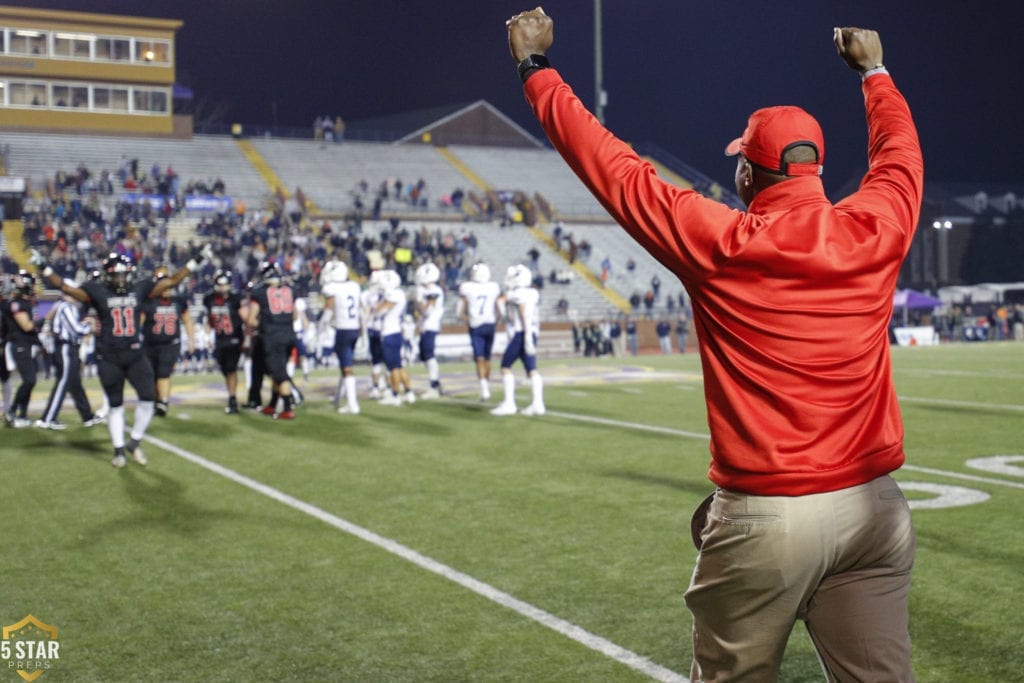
[{"xmin": 725, "ymin": 106, "xmax": 824, "ymax": 176}]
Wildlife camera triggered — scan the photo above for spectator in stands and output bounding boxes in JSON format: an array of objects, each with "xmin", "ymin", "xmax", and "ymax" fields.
[{"xmin": 629, "ymin": 291, "xmax": 641, "ymax": 314}]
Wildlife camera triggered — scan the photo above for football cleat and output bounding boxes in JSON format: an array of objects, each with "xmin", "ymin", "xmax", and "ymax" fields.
[
  {"xmin": 242, "ymin": 401, "xmax": 262, "ymax": 410},
  {"xmin": 404, "ymin": 391, "xmax": 417, "ymax": 404},
  {"xmin": 490, "ymin": 403, "xmax": 517, "ymax": 416},
  {"xmin": 9, "ymin": 416, "xmax": 33, "ymax": 428},
  {"xmin": 420, "ymin": 388, "xmax": 441, "ymax": 400},
  {"xmin": 127, "ymin": 439, "xmax": 147, "ymax": 466},
  {"xmin": 522, "ymin": 404, "xmax": 546, "ymax": 417},
  {"xmin": 111, "ymin": 449, "xmax": 127, "ymax": 469},
  {"xmin": 34, "ymin": 420, "xmax": 67, "ymax": 430},
  {"xmin": 337, "ymin": 405, "xmax": 360, "ymax": 415},
  {"xmin": 261, "ymin": 406, "xmax": 276, "ymax": 416},
  {"xmin": 379, "ymin": 394, "xmax": 402, "ymax": 407},
  {"xmin": 368, "ymin": 388, "xmax": 382, "ymax": 400},
  {"xmin": 155, "ymin": 401, "xmax": 169, "ymax": 417},
  {"xmin": 82, "ymin": 414, "xmax": 107, "ymax": 427},
  {"xmin": 225, "ymin": 402, "xmax": 239, "ymax": 415},
  {"xmin": 274, "ymin": 410, "xmax": 296, "ymax": 420}
]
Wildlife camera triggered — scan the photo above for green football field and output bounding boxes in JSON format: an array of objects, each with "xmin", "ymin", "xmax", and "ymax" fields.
[{"xmin": 2, "ymin": 343, "xmax": 1022, "ymax": 682}]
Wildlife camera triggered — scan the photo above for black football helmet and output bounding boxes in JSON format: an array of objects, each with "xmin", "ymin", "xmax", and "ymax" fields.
[
  {"xmin": 13, "ymin": 270, "xmax": 36, "ymax": 298},
  {"xmin": 102, "ymin": 253, "xmax": 135, "ymax": 294},
  {"xmin": 213, "ymin": 269, "xmax": 234, "ymax": 294},
  {"xmin": 259, "ymin": 261, "xmax": 282, "ymax": 286}
]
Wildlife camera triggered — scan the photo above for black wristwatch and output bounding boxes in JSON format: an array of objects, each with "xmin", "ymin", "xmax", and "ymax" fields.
[{"xmin": 517, "ymin": 54, "xmax": 550, "ymax": 82}]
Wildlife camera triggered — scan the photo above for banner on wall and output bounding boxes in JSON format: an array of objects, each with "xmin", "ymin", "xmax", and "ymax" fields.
[{"xmin": 893, "ymin": 326, "xmax": 939, "ymax": 346}]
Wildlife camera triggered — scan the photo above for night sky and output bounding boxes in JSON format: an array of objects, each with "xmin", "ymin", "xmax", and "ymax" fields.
[{"xmin": 16, "ymin": 0, "xmax": 1024, "ymax": 197}]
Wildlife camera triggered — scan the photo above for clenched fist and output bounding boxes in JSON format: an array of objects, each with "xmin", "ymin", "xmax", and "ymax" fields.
[
  {"xmin": 833, "ymin": 27, "xmax": 884, "ymax": 73},
  {"xmin": 507, "ymin": 6, "xmax": 554, "ymax": 63}
]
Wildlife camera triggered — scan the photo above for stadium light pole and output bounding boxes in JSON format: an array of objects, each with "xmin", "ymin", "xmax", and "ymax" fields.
[{"xmin": 594, "ymin": 0, "xmax": 606, "ymax": 124}]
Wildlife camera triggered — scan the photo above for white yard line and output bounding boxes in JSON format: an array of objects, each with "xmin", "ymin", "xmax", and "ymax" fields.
[
  {"xmin": 143, "ymin": 434, "xmax": 689, "ymax": 683},
  {"xmin": 898, "ymin": 395, "xmax": 1024, "ymax": 413},
  {"xmin": 536, "ymin": 406, "xmax": 1024, "ymax": 492}
]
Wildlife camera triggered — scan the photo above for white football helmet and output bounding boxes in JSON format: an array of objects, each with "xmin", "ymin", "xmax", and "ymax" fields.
[
  {"xmin": 470, "ymin": 262, "xmax": 491, "ymax": 283},
  {"xmin": 377, "ymin": 269, "xmax": 402, "ymax": 293},
  {"xmin": 415, "ymin": 262, "xmax": 440, "ymax": 286},
  {"xmin": 505, "ymin": 264, "xmax": 532, "ymax": 289},
  {"xmin": 323, "ymin": 260, "xmax": 349, "ymax": 284}
]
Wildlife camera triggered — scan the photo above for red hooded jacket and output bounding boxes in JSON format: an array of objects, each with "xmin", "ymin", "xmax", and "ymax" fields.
[{"xmin": 525, "ymin": 70, "xmax": 924, "ymax": 495}]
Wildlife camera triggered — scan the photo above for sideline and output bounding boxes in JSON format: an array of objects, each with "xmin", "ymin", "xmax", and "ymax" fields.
[
  {"xmin": 506, "ymin": 403, "xmax": 1024, "ymax": 492},
  {"xmin": 143, "ymin": 433, "xmax": 689, "ymax": 683}
]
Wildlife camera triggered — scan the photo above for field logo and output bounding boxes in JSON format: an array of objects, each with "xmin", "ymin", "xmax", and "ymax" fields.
[{"xmin": 1, "ymin": 616, "xmax": 60, "ymax": 682}]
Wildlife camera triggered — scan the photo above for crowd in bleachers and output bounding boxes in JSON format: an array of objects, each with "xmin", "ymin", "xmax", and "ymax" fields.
[{"xmin": 11, "ymin": 163, "xmax": 484, "ymax": 312}]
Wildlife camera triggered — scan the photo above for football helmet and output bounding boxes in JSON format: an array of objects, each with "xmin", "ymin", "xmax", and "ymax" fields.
[
  {"xmin": 102, "ymin": 253, "xmax": 135, "ymax": 294},
  {"xmin": 13, "ymin": 270, "xmax": 36, "ymax": 298},
  {"xmin": 322, "ymin": 260, "xmax": 349, "ymax": 284},
  {"xmin": 470, "ymin": 263, "xmax": 491, "ymax": 283},
  {"xmin": 505, "ymin": 264, "xmax": 532, "ymax": 289},
  {"xmin": 377, "ymin": 269, "xmax": 401, "ymax": 293},
  {"xmin": 415, "ymin": 262, "xmax": 440, "ymax": 286},
  {"xmin": 259, "ymin": 261, "xmax": 282, "ymax": 286},
  {"xmin": 213, "ymin": 269, "xmax": 234, "ymax": 294}
]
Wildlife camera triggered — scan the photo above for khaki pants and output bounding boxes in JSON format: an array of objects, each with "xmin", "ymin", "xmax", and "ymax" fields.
[{"xmin": 685, "ymin": 475, "xmax": 915, "ymax": 682}]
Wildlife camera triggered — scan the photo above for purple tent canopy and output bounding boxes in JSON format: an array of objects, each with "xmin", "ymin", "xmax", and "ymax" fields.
[{"xmin": 893, "ymin": 289, "xmax": 943, "ymax": 309}]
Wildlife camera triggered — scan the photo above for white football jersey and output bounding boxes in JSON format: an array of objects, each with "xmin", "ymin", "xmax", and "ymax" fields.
[
  {"xmin": 379, "ymin": 288, "xmax": 407, "ymax": 336},
  {"xmin": 458, "ymin": 280, "xmax": 501, "ymax": 328},
  {"xmin": 362, "ymin": 288, "xmax": 383, "ymax": 333},
  {"xmin": 505, "ymin": 286, "xmax": 540, "ymax": 335},
  {"xmin": 293, "ymin": 297, "xmax": 308, "ymax": 333},
  {"xmin": 415, "ymin": 283, "xmax": 445, "ymax": 332},
  {"xmin": 324, "ymin": 280, "xmax": 363, "ymax": 331}
]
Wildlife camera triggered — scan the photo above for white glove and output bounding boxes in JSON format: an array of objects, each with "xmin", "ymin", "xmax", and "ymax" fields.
[
  {"xmin": 28, "ymin": 249, "xmax": 45, "ymax": 267},
  {"xmin": 42, "ymin": 266, "xmax": 55, "ymax": 278},
  {"xmin": 185, "ymin": 259, "xmax": 200, "ymax": 272}
]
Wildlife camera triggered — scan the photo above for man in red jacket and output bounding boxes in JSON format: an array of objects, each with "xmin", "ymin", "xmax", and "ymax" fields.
[{"xmin": 508, "ymin": 9, "xmax": 923, "ymax": 682}]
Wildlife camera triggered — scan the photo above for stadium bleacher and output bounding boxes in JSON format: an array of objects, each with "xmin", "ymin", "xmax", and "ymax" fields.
[{"xmin": 1, "ymin": 130, "xmax": 695, "ymax": 323}]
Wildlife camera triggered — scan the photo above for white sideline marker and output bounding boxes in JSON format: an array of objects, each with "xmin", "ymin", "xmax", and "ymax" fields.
[{"xmin": 144, "ymin": 434, "xmax": 689, "ymax": 683}]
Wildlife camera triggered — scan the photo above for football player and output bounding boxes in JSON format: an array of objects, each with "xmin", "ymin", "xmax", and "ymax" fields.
[
  {"xmin": 0, "ymin": 276, "xmax": 11, "ymax": 419},
  {"xmin": 244, "ymin": 261, "xmax": 298, "ymax": 419},
  {"xmin": 38, "ymin": 248, "xmax": 210, "ymax": 466},
  {"xmin": 491, "ymin": 264, "xmax": 545, "ymax": 416},
  {"xmin": 141, "ymin": 266, "xmax": 195, "ymax": 417},
  {"xmin": 361, "ymin": 271, "xmax": 388, "ymax": 399},
  {"xmin": 320, "ymin": 260, "xmax": 363, "ymax": 414},
  {"xmin": 413, "ymin": 262, "xmax": 444, "ymax": 398},
  {"xmin": 373, "ymin": 269, "xmax": 415, "ymax": 406},
  {"xmin": 457, "ymin": 262, "xmax": 501, "ymax": 401},
  {"xmin": 2, "ymin": 271, "xmax": 41, "ymax": 428},
  {"xmin": 203, "ymin": 269, "xmax": 245, "ymax": 414}
]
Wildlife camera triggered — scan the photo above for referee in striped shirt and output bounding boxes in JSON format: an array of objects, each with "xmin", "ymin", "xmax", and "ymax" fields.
[{"xmin": 37, "ymin": 291, "xmax": 105, "ymax": 430}]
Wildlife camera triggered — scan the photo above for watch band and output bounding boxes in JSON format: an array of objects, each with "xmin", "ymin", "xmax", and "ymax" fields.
[{"xmin": 517, "ymin": 54, "xmax": 550, "ymax": 82}]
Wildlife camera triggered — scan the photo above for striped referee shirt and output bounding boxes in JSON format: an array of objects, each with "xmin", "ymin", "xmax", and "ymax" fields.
[{"xmin": 52, "ymin": 300, "xmax": 92, "ymax": 345}]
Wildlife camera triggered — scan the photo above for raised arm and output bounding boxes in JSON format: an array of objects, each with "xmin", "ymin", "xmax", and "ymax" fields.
[
  {"xmin": 834, "ymin": 27, "xmax": 924, "ymax": 246},
  {"xmin": 507, "ymin": 8, "xmax": 740, "ymax": 283},
  {"xmin": 150, "ymin": 244, "xmax": 213, "ymax": 299},
  {"xmin": 34, "ymin": 256, "xmax": 90, "ymax": 303}
]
